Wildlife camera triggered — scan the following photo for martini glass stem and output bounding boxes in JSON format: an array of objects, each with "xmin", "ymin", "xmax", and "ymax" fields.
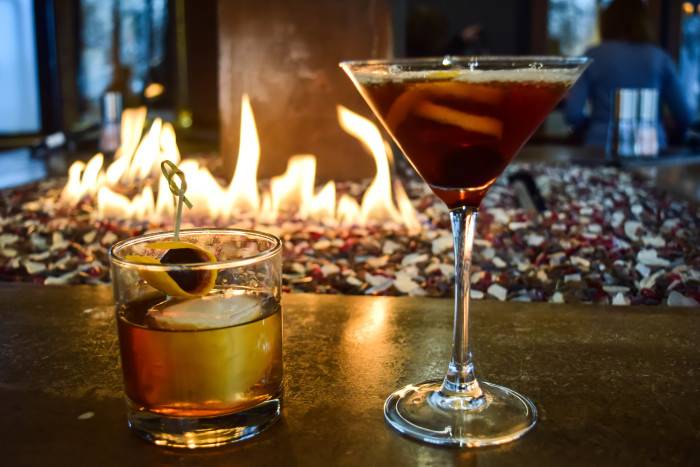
[{"xmin": 438, "ymin": 206, "xmax": 483, "ymax": 407}]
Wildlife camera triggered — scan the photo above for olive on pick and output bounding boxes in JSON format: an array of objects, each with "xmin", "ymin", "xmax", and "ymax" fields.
[{"xmin": 126, "ymin": 241, "xmax": 217, "ymax": 298}]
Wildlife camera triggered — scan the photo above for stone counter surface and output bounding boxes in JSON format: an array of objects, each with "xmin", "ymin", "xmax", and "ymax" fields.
[{"xmin": 0, "ymin": 284, "xmax": 698, "ymax": 466}]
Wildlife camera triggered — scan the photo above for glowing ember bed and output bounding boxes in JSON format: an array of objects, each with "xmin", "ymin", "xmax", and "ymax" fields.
[{"xmin": 1, "ymin": 162, "xmax": 698, "ymax": 306}]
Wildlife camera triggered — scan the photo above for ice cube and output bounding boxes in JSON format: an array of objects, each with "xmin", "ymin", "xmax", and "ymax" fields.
[{"xmin": 147, "ymin": 294, "xmax": 261, "ymax": 331}]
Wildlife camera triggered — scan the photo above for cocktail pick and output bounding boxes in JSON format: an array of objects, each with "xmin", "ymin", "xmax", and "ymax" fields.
[
  {"xmin": 160, "ymin": 160, "xmax": 193, "ymax": 240},
  {"xmin": 124, "ymin": 161, "xmax": 216, "ymax": 298}
]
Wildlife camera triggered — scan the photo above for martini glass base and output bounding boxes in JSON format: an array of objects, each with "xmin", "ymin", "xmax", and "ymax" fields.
[{"xmin": 384, "ymin": 379, "xmax": 537, "ymax": 447}]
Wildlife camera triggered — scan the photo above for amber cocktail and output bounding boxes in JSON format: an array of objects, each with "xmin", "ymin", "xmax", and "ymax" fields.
[
  {"xmin": 118, "ymin": 294, "xmax": 282, "ymax": 418},
  {"xmin": 110, "ymin": 229, "xmax": 283, "ymax": 448},
  {"xmin": 356, "ymin": 74, "xmax": 571, "ymax": 207}
]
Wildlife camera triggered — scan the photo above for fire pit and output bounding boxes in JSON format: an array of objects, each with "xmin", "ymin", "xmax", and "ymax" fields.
[{"xmin": 0, "ymin": 98, "xmax": 698, "ymax": 306}]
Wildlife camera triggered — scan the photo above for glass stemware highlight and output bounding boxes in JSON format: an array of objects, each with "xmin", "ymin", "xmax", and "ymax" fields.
[{"xmin": 341, "ymin": 56, "xmax": 589, "ymax": 447}]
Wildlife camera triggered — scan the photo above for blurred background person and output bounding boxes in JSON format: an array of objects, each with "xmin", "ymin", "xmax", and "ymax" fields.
[{"xmin": 564, "ymin": 0, "xmax": 693, "ymax": 150}]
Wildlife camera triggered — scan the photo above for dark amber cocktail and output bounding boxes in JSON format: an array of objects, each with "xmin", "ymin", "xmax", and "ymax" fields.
[{"xmin": 355, "ymin": 71, "xmax": 573, "ymax": 208}]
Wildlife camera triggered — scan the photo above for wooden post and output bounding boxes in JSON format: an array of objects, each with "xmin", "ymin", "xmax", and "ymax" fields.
[{"xmin": 218, "ymin": 0, "xmax": 394, "ymax": 182}]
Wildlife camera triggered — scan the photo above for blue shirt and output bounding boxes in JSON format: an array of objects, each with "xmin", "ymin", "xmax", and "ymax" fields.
[{"xmin": 565, "ymin": 41, "xmax": 693, "ymax": 148}]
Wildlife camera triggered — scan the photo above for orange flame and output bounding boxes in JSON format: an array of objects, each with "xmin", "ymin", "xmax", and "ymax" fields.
[
  {"xmin": 270, "ymin": 155, "xmax": 316, "ymax": 219},
  {"xmin": 224, "ymin": 94, "xmax": 260, "ymax": 217},
  {"xmin": 63, "ymin": 96, "xmax": 419, "ymax": 229},
  {"xmin": 337, "ymin": 105, "xmax": 404, "ymax": 226},
  {"xmin": 61, "ymin": 153, "xmax": 104, "ymax": 204},
  {"xmin": 308, "ymin": 181, "xmax": 336, "ymax": 221}
]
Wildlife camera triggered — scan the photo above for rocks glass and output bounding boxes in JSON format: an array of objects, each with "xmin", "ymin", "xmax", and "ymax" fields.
[{"xmin": 109, "ymin": 228, "xmax": 282, "ymax": 448}]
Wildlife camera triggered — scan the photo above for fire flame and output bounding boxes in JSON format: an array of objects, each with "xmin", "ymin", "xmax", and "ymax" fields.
[
  {"xmin": 224, "ymin": 94, "xmax": 260, "ymax": 216},
  {"xmin": 61, "ymin": 95, "xmax": 419, "ymax": 229}
]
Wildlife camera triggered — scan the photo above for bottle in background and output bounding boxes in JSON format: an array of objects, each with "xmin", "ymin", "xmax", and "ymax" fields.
[
  {"xmin": 610, "ymin": 88, "xmax": 638, "ymax": 159},
  {"xmin": 99, "ymin": 91, "xmax": 122, "ymax": 155},
  {"xmin": 635, "ymin": 89, "xmax": 659, "ymax": 157}
]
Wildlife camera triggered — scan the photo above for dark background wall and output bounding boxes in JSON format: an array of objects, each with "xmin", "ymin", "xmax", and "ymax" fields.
[
  {"xmin": 406, "ymin": 0, "xmax": 532, "ymax": 55},
  {"xmin": 218, "ymin": 0, "xmax": 394, "ymax": 182}
]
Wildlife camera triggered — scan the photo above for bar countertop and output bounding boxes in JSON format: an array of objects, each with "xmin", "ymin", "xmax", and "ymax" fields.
[{"xmin": 1, "ymin": 284, "xmax": 698, "ymax": 466}]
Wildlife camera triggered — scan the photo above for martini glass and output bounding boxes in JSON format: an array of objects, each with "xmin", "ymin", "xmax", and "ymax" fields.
[{"xmin": 340, "ymin": 56, "xmax": 589, "ymax": 447}]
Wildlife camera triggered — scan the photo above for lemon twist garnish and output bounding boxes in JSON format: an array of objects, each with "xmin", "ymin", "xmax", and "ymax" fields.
[
  {"xmin": 127, "ymin": 241, "xmax": 217, "ymax": 298},
  {"xmin": 127, "ymin": 163, "xmax": 218, "ymax": 297}
]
